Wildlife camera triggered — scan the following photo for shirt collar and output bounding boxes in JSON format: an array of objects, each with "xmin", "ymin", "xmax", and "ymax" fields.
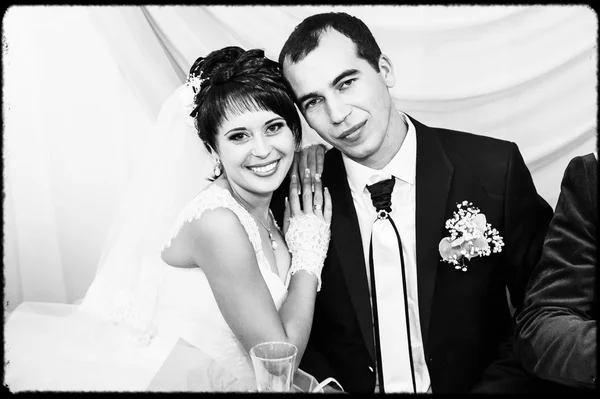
[{"xmin": 343, "ymin": 112, "xmax": 417, "ymax": 193}]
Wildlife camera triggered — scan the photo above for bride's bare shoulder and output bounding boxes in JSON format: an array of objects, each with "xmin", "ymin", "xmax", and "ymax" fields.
[
  {"xmin": 162, "ymin": 200, "xmax": 252, "ymax": 269},
  {"xmin": 193, "ymin": 205, "xmax": 244, "ymax": 237}
]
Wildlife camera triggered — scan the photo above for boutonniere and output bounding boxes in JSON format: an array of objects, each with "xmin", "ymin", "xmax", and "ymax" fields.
[{"xmin": 438, "ymin": 201, "xmax": 505, "ymax": 271}]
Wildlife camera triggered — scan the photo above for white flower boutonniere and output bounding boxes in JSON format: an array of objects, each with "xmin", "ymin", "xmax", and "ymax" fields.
[{"xmin": 438, "ymin": 201, "xmax": 505, "ymax": 271}]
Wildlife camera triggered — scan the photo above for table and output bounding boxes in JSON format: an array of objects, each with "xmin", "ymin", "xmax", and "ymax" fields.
[
  {"xmin": 148, "ymin": 337, "xmax": 323, "ymax": 392},
  {"xmin": 5, "ymin": 302, "xmax": 324, "ymax": 393}
]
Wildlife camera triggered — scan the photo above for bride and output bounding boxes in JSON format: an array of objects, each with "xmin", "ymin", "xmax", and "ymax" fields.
[{"xmin": 4, "ymin": 46, "xmax": 332, "ymax": 392}]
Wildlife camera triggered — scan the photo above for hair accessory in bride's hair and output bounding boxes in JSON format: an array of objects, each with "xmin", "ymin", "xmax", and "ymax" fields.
[
  {"xmin": 185, "ymin": 71, "xmax": 208, "ymax": 119},
  {"xmin": 186, "ymin": 71, "xmax": 208, "ymax": 95}
]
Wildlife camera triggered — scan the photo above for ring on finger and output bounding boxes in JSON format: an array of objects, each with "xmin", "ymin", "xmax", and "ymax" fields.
[{"xmin": 314, "ymin": 204, "xmax": 322, "ymax": 211}]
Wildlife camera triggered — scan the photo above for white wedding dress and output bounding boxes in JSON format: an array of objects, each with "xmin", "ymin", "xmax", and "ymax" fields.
[
  {"xmin": 154, "ymin": 183, "xmax": 291, "ymax": 389},
  {"xmin": 4, "ymin": 183, "xmax": 293, "ymax": 392}
]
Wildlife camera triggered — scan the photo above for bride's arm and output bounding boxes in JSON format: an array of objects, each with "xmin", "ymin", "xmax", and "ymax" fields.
[
  {"xmin": 278, "ymin": 167, "xmax": 332, "ymax": 365},
  {"xmin": 184, "ymin": 202, "xmax": 328, "ymax": 368}
]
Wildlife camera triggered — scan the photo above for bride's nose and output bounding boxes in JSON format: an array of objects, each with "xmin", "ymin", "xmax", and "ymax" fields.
[{"xmin": 251, "ymin": 136, "xmax": 272, "ymax": 158}]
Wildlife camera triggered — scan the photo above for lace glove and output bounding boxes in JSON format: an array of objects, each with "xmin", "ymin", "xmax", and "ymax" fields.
[{"xmin": 285, "ymin": 214, "xmax": 331, "ymax": 291}]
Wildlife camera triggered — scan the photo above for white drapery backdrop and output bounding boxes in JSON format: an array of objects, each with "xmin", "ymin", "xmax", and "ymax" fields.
[{"xmin": 3, "ymin": 5, "xmax": 597, "ymax": 312}]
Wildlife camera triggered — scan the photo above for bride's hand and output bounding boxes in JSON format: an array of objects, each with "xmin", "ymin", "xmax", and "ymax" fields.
[
  {"xmin": 283, "ymin": 160, "xmax": 331, "ymax": 235},
  {"xmin": 282, "ymin": 163, "xmax": 331, "ymax": 291},
  {"xmin": 295, "ymin": 143, "xmax": 327, "ymax": 188}
]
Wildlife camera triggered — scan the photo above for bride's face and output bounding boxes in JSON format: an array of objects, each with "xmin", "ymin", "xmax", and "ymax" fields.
[{"xmin": 216, "ymin": 109, "xmax": 295, "ymax": 196}]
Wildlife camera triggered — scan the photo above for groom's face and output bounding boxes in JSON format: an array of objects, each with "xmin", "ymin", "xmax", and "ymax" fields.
[{"xmin": 283, "ymin": 29, "xmax": 396, "ymax": 167}]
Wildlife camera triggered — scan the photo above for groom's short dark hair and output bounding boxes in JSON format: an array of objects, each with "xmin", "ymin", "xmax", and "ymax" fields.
[{"xmin": 278, "ymin": 12, "xmax": 382, "ymax": 72}]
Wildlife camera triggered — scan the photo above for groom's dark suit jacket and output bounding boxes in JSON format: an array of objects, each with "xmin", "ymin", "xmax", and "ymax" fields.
[{"xmin": 272, "ymin": 115, "xmax": 553, "ymax": 393}]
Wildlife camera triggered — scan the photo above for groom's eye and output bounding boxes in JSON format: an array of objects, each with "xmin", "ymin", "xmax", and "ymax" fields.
[
  {"xmin": 304, "ymin": 98, "xmax": 321, "ymax": 111},
  {"xmin": 339, "ymin": 78, "xmax": 356, "ymax": 90}
]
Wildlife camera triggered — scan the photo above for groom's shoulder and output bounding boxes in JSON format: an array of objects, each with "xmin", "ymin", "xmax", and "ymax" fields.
[
  {"xmin": 433, "ymin": 125, "xmax": 512, "ymax": 152},
  {"xmin": 408, "ymin": 115, "xmax": 514, "ymax": 158},
  {"xmin": 413, "ymin": 119, "xmax": 528, "ymax": 183},
  {"xmin": 425, "ymin": 123, "xmax": 516, "ymax": 164}
]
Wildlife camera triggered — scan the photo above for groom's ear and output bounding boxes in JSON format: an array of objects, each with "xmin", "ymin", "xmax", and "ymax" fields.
[{"xmin": 378, "ymin": 54, "xmax": 395, "ymax": 88}]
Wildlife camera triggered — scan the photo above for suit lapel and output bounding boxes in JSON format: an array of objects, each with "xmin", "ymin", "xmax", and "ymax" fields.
[
  {"xmin": 410, "ymin": 116, "xmax": 454, "ymax": 347},
  {"xmin": 325, "ymin": 150, "xmax": 376, "ymax": 362},
  {"xmin": 324, "ymin": 117, "xmax": 456, "ymax": 360}
]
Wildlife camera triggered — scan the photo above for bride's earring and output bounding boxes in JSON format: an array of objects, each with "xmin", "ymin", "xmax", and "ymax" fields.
[{"xmin": 214, "ymin": 159, "xmax": 222, "ymax": 177}]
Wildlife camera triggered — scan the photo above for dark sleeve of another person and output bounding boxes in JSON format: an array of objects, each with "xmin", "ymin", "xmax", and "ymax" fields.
[{"xmin": 514, "ymin": 154, "xmax": 597, "ymax": 390}]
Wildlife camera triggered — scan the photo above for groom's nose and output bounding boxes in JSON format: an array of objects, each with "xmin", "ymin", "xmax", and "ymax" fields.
[{"xmin": 326, "ymin": 95, "xmax": 351, "ymax": 125}]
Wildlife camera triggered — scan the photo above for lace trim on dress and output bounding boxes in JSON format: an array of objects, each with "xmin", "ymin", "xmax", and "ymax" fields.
[
  {"xmin": 162, "ymin": 184, "xmax": 278, "ymax": 285},
  {"xmin": 163, "ymin": 185, "xmax": 261, "ymax": 252}
]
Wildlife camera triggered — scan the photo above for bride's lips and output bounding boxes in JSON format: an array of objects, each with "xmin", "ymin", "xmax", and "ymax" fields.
[{"xmin": 247, "ymin": 160, "xmax": 280, "ymax": 177}]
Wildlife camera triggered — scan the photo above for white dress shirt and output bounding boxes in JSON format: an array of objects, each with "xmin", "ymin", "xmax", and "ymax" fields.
[{"xmin": 342, "ymin": 112, "xmax": 432, "ymax": 393}]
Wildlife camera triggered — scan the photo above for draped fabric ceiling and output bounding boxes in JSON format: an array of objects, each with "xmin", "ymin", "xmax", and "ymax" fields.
[{"xmin": 3, "ymin": 5, "xmax": 597, "ymax": 310}]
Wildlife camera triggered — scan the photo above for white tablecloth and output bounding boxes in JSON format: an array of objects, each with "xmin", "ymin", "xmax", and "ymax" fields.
[{"xmin": 4, "ymin": 302, "xmax": 323, "ymax": 393}]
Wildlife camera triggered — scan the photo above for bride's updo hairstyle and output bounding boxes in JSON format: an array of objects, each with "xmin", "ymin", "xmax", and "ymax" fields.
[{"xmin": 188, "ymin": 46, "xmax": 302, "ymax": 154}]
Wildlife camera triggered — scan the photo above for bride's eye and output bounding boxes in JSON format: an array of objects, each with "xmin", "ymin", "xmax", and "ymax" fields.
[
  {"xmin": 229, "ymin": 132, "xmax": 249, "ymax": 142},
  {"xmin": 265, "ymin": 122, "xmax": 285, "ymax": 134}
]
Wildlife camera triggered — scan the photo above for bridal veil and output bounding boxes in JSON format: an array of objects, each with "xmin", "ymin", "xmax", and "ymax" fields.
[
  {"xmin": 4, "ymin": 83, "xmax": 216, "ymax": 391},
  {"xmin": 79, "ymin": 83, "xmax": 214, "ymax": 338}
]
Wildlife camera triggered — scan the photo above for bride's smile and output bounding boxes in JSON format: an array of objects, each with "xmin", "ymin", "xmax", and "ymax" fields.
[
  {"xmin": 247, "ymin": 159, "xmax": 279, "ymax": 175},
  {"xmin": 216, "ymin": 109, "xmax": 295, "ymax": 196}
]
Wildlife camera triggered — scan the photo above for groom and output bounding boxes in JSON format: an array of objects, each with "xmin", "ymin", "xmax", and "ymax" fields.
[{"xmin": 272, "ymin": 12, "xmax": 555, "ymax": 393}]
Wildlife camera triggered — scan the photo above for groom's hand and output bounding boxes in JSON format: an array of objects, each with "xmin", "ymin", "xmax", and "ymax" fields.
[{"xmin": 292, "ymin": 144, "xmax": 327, "ymax": 190}]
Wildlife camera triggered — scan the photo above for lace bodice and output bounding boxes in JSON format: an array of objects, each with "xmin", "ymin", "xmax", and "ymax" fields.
[
  {"xmin": 155, "ymin": 184, "xmax": 290, "ymax": 389},
  {"xmin": 163, "ymin": 184, "xmax": 285, "ymax": 280}
]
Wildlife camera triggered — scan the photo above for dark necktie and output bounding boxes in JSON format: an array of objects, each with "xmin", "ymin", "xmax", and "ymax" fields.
[{"xmin": 366, "ymin": 177, "xmax": 416, "ymax": 393}]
